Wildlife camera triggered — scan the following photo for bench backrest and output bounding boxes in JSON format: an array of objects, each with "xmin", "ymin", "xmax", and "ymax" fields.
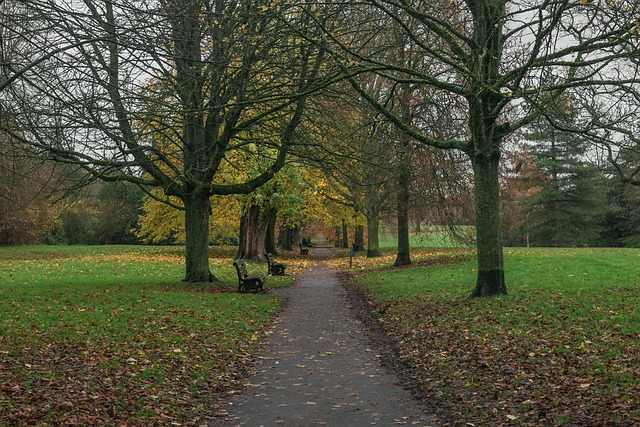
[
  {"xmin": 265, "ymin": 253, "xmax": 275, "ymax": 265},
  {"xmin": 233, "ymin": 259, "xmax": 249, "ymax": 279}
]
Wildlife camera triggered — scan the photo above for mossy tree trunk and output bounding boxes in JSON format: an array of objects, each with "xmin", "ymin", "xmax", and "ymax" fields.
[
  {"xmin": 469, "ymin": 153, "xmax": 507, "ymax": 297},
  {"xmin": 341, "ymin": 220, "xmax": 348, "ymax": 248},
  {"xmin": 355, "ymin": 225, "xmax": 364, "ymax": 251},
  {"xmin": 184, "ymin": 191, "xmax": 217, "ymax": 282},
  {"xmin": 465, "ymin": 0, "xmax": 508, "ymax": 297},
  {"xmin": 367, "ymin": 212, "xmax": 382, "ymax": 258},
  {"xmin": 393, "ymin": 162, "xmax": 412, "ymax": 267}
]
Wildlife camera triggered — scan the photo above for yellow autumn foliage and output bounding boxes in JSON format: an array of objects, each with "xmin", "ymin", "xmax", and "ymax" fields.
[
  {"xmin": 136, "ymin": 191, "xmax": 241, "ymax": 245},
  {"xmin": 299, "ymin": 167, "xmax": 364, "ymax": 230}
]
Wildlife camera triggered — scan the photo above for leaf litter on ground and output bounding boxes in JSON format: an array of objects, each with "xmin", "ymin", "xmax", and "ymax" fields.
[
  {"xmin": 351, "ymin": 247, "xmax": 640, "ymax": 427},
  {"xmin": 0, "ymin": 245, "xmax": 302, "ymax": 426}
]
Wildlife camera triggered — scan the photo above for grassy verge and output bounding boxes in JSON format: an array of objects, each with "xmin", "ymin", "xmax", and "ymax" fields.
[
  {"xmin": 353, "ymin": 247, "xmax": 640, "ymax": 426},
  {"xmin": 327, "ymin": 246, "xmax": 472, "ymax": 272},
  {"xmin": 0, "ymin": 245, "xmax": 300, "ymax": 426},
  {"xmin": 378, "ymin": 225, "xmax": 470, "ymax": 248}
]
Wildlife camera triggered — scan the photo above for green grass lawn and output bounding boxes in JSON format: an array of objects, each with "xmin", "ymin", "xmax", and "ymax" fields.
[
  {"xmin": 378, "ymin": 225, "xmax": 470, "ymax": 248},
  {"xmin": 354, "ymin": 247, "xmax": 640, "ymax": 426},
  {"xmin": 4, "ymin": 243, "xmax": 639, "ymax": 426},
  {"xmin": 0, "ymin": 245, "xmax": 295, "ymax": 426}
]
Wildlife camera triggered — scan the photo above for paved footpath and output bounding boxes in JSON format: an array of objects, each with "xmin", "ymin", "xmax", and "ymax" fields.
[{"xmin": 211, "ymin": 243, "xmax": 436, "ymax": 427}]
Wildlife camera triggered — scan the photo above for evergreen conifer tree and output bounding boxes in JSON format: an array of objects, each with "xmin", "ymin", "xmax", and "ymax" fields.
[{"xmin": 522, "ymin": 97, "xmax": 608, "ymax": 247}]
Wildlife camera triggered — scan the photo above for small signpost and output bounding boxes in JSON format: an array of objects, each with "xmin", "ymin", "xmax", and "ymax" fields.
[{"xmin": 349, "ymin": 243, "xmax": 357, "ymax": 268}]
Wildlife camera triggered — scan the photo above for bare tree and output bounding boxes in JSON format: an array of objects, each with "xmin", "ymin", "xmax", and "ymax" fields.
[
  {"xmin": 0, "ymin": 0, "xmax": 330, "ymax": 281},
  {"xmin": 311, "ymin": 0, "xmax": 639, "ymax": 297}
]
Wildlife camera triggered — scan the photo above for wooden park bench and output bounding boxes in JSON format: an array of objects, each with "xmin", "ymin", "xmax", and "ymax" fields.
[
  {"xmin": 299, "ymin": 242, "xmax": 309, "ymax": 255},
  {"xmin": 233, "ymin": 259, "xmax": 265, "ymax": 293},
  {"xmin": 265, "ymin": 253, "xmax": 286, "ymax": 276}
]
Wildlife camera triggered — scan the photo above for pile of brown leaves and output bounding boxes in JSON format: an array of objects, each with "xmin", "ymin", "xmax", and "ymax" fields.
[
  {"xmin": 372, "ymin": 296, "xmax": 639, "ymax": 426},
  {"xmin": 0, "ymin": 328, "xmax": 257, "ymax": 426}
]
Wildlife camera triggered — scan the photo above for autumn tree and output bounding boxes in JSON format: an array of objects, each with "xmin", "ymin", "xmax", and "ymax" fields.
[
  {"xmin": 294, "ymin": 72, "xmax": 396, "ymax": 257},
  {"xmin": 236, "ymin": 165, "xmax": 311, "ymax": 260},
  {"xmin": 294, "ymin": 171, "xmax": 348, "ymax": 245},
  {"xmin": 0, "ymin": 1, "xmax": 331, "ymax": 281},
  {"xmin": 136, "ymin": 191, "xmax": 241, "ymax": 245},
  {"xmin": 271, "ymin": 166, "xmax": 321, "ymax": 251},
  {"xmin": 500, "ymin": 141, "xmax": 546, "ymax": 247},
  {"xmin": 307, "ymin": 0, "xmax": 640, "ymax": 297},
  {"xmin": 313, "ymin": 121, "xmax": 392, "ymax": 257}
]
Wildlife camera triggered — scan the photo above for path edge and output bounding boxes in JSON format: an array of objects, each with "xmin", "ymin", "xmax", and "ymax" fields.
[{"xmin": 339, "ymin": 271, "xmax": 446, "ymax": 423}]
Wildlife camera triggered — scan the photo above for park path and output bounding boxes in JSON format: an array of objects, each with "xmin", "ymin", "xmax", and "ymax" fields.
[{"xmin": 210, "ymin": 239, "xmax": 436, "ymax": 427}]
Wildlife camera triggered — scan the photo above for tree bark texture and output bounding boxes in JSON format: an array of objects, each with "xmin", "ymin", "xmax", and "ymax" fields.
[
  {"xmin": 469, "ymin": 155, "xmax": 507, "ymax": 297},
  {"xmin": 393, "ymin": 84, "xmax": 412, "ymax": 268},
  {"xmin": 465, "ymin": 0, "xmax": 507, "ymax": 297},
  {"xmin": 393, "ymin": 167, "xmax": 412, "ymax": 267},
  {"xmin": 184, "ymin": 192, "xmax": 217, "ymax": 282},
  {"xmin": 265, "ymin": 207, "xmax": 278, "ymax": 255},
  {"xmin": 236, "ymin": 204, "xmax": 269, "ymax": 262},
  {"xmin": 342, "ymin": 220, "xmax": 348, "ymax": 248},
  {"xmin": 355, "ymin": 225, "xmax": 364, "ymax": 251},
  {"xmin": 367, "ymin": 213, "xmax": 382, "ymax": 258}
]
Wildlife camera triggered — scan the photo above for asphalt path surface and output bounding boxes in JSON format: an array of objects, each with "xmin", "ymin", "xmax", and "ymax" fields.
[{"xmin": 211, "ymin": 240, "xmax": 436, "ymax": 427}]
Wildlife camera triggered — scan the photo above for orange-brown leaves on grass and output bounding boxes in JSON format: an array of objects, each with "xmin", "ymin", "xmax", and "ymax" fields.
[{"xmin": 375, "ymin": 295, "xmax": 640, "ymax": 427}]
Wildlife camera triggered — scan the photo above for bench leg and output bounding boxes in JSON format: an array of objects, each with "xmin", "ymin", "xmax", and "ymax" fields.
[{"xmin": 238, "ymin": 279, "xmax": 264, "ymax": 293}]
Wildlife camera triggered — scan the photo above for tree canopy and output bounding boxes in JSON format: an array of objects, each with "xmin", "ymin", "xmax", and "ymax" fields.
[
  {"xmin": 1, "ymin": 0, "xmax": 638, "ymax": 296},
  {"xmin": 0, "ymin": 0, "xmax": 333, "ymax": 281},
  {"xmin": 300, "ymin": 0, "xmax": 640, "ymax": 296}
]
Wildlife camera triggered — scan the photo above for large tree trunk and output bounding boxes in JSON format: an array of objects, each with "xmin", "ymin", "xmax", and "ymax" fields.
[
  {"xmin": 355, "ymin": 225, "xmax": 364, "ymax": 251},
  {"xmin": 366, "ymin": 213, "xmax": 382, "ymax": 258},
  {"xmin": 466, "ymin": 0, "xmax": 507, "ymax": 298},
  {"xmin": 393, "ymin": 80, "xmax": 412, "ymax": 267},
  {"xmin": 265, "ymin": 207, "xmax": 278, "ymax": 255},
  {"xmin": 393, "ymin": 173, "xmax": 412, "ymax": 266},
  {"xmin": 236, "ymin": 204, "xmax": 269, "ymax": 262},
  {"xmin": 365, "ymin": 181, "xmax": 383, "ymax": 258},
  {"xmin": 393, "ymin": 138, "xmax": 412, "ymax": 267},
  {"xmin": 184, "ymin": 192, "xmax": 218, "ymax": 282},
  {"xmin": 341, "ymin": 220, "xmax": 348, "ymax": 248},
  {"xmin": 469, "ymin": 154, "xmax": 507, "ymax": 298},
  {"xmin": 280, "ymin": 227, "xmax": 293, "ymax": 250}
]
